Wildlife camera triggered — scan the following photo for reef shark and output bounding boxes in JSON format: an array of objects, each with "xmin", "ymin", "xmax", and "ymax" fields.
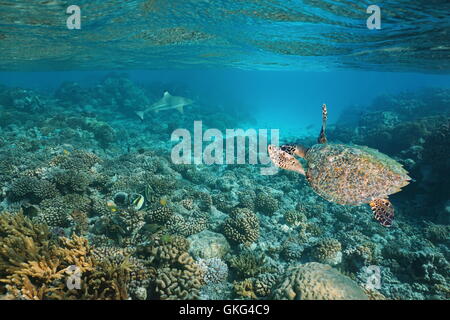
[{"xmin": 136, "ymin": 91, "xmax": 194, "ymax": 120}]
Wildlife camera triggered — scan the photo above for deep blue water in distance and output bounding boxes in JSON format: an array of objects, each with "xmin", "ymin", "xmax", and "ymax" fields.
[{"xmin": 2, "ymin": 70, "xmax": 449, "ymax": 134}]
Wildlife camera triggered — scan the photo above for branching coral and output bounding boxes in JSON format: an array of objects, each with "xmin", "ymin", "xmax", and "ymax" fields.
[
  {"xmin": 8, "ymin": 176, "xmax": 59, "ymax": 203},
  {"xmin": 228, "ymin": 251, "xmax": 273, "ymax": 279},
  {"xmin": 166, "ymin": 212, "xmax": 208, "ymax": 237},
  {"xmin": 0, "ymin": 212, "xmax": 148, "ymax": 300},
  {"xmin": 145, "ymin": 206, "xmax": 173, "ymax": 224},
  {"xmin": 136, "ymin": 232, "xmax": 204, "ymax": 300},
  {"xmin": 424, "ymin": 222, "xmax": 450, "ymax": 244},
  {"xmin": 49, "ymin": 150, "xmax": 100, "ymax": 171},
  {"xmin": 0, "ymin": 213, "xmax": 95, "ymax": 299},
  {"xmin": 52, "ymin": 169, "xmax": 92, "ymax": 193},
  {"xmin": 312, "ymin": 238, "xmax": 342, "ymax": 266},
  {"xmin": 197, "ymin": 258, "xmax": 228, "ymax": 284},
  {"xmin": 284, "ymin": 209, "xmax": 307, "ymax": 226},
  {"xmin": 255, "ymin": 192, "xmax": 279, "ymax": 215},
  {"xmin": 233, "ymin": 279, "xmax": 257, "ymax": 299},
  {"xmin": 254, "ymin": 273, "xmax": 277, "ymax": 297},
  {"xmin": 223, "ymin": 207, "xmax": 259, "ymax": 246}
]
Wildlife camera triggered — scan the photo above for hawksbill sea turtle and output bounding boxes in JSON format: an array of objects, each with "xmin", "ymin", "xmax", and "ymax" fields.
[{"xmin": 268, "ymin": 104, "xmax": 411, "ymax": 227}]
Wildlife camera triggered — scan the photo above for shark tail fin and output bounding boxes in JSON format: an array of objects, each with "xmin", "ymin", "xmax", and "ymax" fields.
[
  {"xmin": 136, "ymin": 111, "xmax": 144, "ymax": 121},
  {"xmin": 176, "ymin": 106, "xmax": 184, "ymax": 114}
]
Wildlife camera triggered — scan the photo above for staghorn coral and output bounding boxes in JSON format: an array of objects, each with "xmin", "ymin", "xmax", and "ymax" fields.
[
  {"xmin": 0, "ymin": 213, "xmax": 94, "ymax": 299},
  {"xmin": 272, "ymin": 262, "xmax": 369, "ymax": 300},
  {"xmin": 223, "ymin": 207, "xmax": 259, "ymax": 246},
  {"xmin": 0, "ymin": 212, "xmax": 53, "ymax": 278},
  {"xmin": 0, "ymin": 212, "xmax": 148, "ymax": 300}
]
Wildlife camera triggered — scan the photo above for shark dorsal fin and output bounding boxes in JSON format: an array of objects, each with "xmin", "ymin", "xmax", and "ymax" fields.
[
  {"xmin": 163, "ymin": 91, "xmax": 171, "ymax": 98},
  {"xmin": 135, "ymin": 111, "xmax": 145, "ymax": 121}
]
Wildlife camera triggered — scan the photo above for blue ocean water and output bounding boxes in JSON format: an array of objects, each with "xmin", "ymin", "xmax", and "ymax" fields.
[{"xmin": 0, "ymin": 0, "xmax": 449, "ymax": 301}]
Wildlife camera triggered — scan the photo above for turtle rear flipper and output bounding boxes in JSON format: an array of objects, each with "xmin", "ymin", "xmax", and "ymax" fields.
[
  {"xmin": 268, "ymin": 145, "xmax": 305, "ymax": 175},
  {"xmin": 317, "ymin": 103, "xmax": 327, "ymax": 144},
  {"xmin": 369, "ymin": 198, "xmax": 394, "ymax": 227}
]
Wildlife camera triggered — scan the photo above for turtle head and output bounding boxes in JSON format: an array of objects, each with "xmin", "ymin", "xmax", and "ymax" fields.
[
  {"xmin": 268, "ymin": 145, "xmax": 305, "ymax": 175},
  {"xmin": 280, "ymin": 144, "xmax": 307, "ymax": 158}
]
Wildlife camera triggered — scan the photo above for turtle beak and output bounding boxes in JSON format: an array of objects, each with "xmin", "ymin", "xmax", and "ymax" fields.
[{"xmin": 268, "ymin": 145, "xmax": 305, "ymax": 175}]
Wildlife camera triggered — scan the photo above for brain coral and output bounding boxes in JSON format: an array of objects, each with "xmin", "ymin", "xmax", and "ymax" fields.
[{"xmin": 272, "ymin": 262, "xmax": 368, "ymax": 300}]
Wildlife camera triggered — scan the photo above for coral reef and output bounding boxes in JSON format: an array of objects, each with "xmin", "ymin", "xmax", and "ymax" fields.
[
  {"xmin": 255, "ymin": 191, "xmax": 279, "ymax": 215},
  {"xmin": 0, "ymin": 79, "xmax": 448, "ymax": 300},
  {"xmin": 197, "ymin": 258, "xmax": 229, "ymax": 284},
  {"xmin": 312, "ymin": 238, "xmax": 343, "ymax": 266},
  {"xmin": 223, "ymin": 207, "xmax": 260, "ymax": 246},
  {"xmin": 188, "ymin": 230, "xmax": 231, "ymax": 259},
  {"xmin": 136, "ymin": 232, "xmax": 204, "ymax": 300}
]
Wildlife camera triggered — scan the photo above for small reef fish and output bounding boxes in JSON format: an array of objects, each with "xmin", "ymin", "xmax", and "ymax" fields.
[
  {"xmin": 131, "ymin": 194, "xmax": 145, "ymax": 210},
  {"xmin": 135, "ymin": 91, "xmax": 194, "ymax": 120}
]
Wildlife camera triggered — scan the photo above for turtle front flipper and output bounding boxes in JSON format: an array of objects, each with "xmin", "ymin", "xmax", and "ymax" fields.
[
  {"xmin": 268, "ymin": 145, "xmax": 305, "ymax": 175},
  {"xmin": 369, "ymin": 198, "xmax": 394, "ymax": 227},
  {"xmin": 317, "ymin": 103, "xmax": 328, "ymax": 144}
]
